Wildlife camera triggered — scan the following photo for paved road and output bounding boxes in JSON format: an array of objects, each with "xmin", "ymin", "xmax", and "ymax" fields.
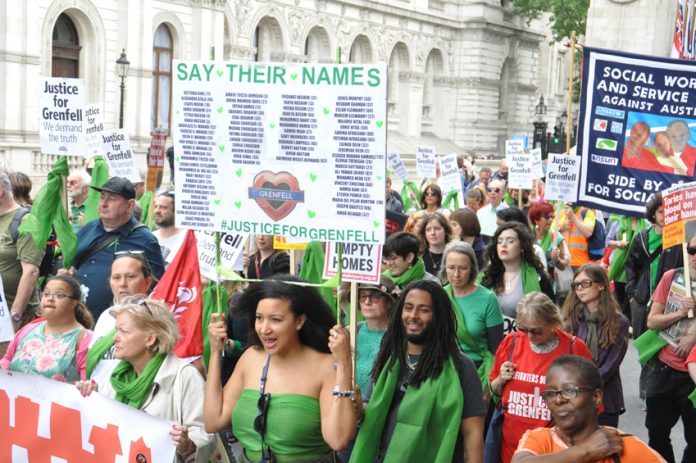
[{"xmin": 619, "ymin": 341, "xmax": 686, "ymax": 460}]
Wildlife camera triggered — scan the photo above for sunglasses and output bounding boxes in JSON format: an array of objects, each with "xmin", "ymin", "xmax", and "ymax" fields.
[
  {"xmin": 487, "ymin": 187, "xmax": 502, "ymax": 193},
  {"xmin": 571, "ymin": 279, "xmax": 597, "ymax": 290},
  {"xmin": 518, "ymin": 326, "xmax": 545, "ymax": 336},
  {"xmin": 254, "ymin": 393, "xmax": 272, "ymax": 461},
  {"xmin": 540, "ymin": 386, "xmax": 595, "ymax": 403},
  {"xmin": 688, "ymin": 246, "xmax": 696, "ymax": 256}
]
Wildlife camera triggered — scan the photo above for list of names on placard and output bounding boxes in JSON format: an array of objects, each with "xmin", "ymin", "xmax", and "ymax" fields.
[
  {"xmin": 332, "ymin": 95, "xmax": 380, "ymax": 218},
  {"xmin": 178, "ymin": 90, "xmax": 218, "ymax": 227},
  {"xmin": 278, "ymin": 94, "xmax": 323, "ymax": 164},
  {"xmin": 227, "ymin": 92, "xmax": 267, "ymax": 165}
]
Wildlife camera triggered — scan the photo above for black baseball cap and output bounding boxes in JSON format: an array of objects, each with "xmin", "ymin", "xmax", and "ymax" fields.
[{"xmin": 91, "ymin": 176, "xmax": 136, "ymax": 200}]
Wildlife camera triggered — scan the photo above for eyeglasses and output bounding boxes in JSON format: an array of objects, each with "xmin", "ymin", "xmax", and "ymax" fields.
[
  {"xmin": 40, "ymin": 291, "xmax": 76, "ymax": 301},
  {"xmin": 359, "ymin": 290, "xmax": 383, "ymax": 301},
  {"xmin": 540, "ymin": 386, "xmax": 596, "ymax": 403},
  {"xmin": 688, "ymin": 246, "xmax": 696, "ymax": 256},
  {"xmin": 518, "ymin": 326, "xmax": 545, "ymax": 336},
  {"xmin": 254, "ymin": 393, "xmax": 272, "ymax": 461},
  {"xmin": 487, "ymin": 187, "xmax": 502, "ymax": 193},
  {"xmin": 571, "ymin": 279, "xmax": 597, "ymax": 290}
]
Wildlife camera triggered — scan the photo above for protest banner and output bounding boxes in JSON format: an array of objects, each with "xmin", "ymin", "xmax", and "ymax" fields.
[
  {"xmin": 196, "ymin": 230, "xmax": 247, "ymax": 280},
  {"xmin": 576, "ymin": 47, "xmax": 696, "ymax": 215},
  {"xmin": 0, "ymin": 278, "xmax": 12, "ymax": 343},
  {"xmin": 172, "ymin": 61, "xmax": 386, "ymax": 245},
  {"xmin": 662, "ymin": 181, "xmax": 696, "ymax": 249},
  {"xmin": 439, "ymin": 153, "xmax": 462, "ymax": 195},
  {"xmin": 40, "ymin": 77, "xmax": 85, "ymax": 156},
  {"xmin": 416, "ymin": 145, "xmax": 437, "ymax": 178},
  {"xmin": 323, "ymin": 241, "xmax": 382, "ymax": 284},
  {"xmin": 273, "ymin": 235, "xmax": 308, "ymax": 251},
  {"xmin": 506, "ymin": 140, "xmax": 533, "ymax": 189},
  {"xmin": 84, "ymin": 104, "xmax": 104, "ymax": 157},
  {"xmin": 530, "ymin": 147, "xmax": 544, "ymax": 179},
  {"xmin": 545, "ymin": 153, "xmax": 581, "ymax": 202},
  {"xmin": 101, "ymin": 129, "xmax": 140, "ymax": 183},
  {"xmin": 387, "ymin": 152, "xmax": 410, "ymax": 180},
  {"xmin": 146, "ymin": 129, "xmax": 168, "ymax": 191},
  {"xmin": 0, "ymin": 370, "xmax": 175, "ymax": 462},
  {"xmin": 511, "ymin": 133, "xmax": 529, "ymax": 149}
]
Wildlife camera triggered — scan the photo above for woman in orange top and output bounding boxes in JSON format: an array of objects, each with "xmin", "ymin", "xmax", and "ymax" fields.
[{"xmin": 512, "ymin": 355, "xmax": 665, "ymax": 463}]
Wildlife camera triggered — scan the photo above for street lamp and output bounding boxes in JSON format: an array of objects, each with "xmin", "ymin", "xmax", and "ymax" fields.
[
  {"xmin": 116, "ymin": 49, "xmax": 130, "ymax": 129},
  {"xmin": 533, "ymin": 95, "xmax": 548, "ymax": 157}
]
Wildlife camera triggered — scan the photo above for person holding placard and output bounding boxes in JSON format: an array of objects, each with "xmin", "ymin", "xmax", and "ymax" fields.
[
  {"xmin": 204, "ymin": 276, "xmax": 356, "ymax": 462},
  {"xmin": 383, "ymin": 232, "xmax": 440, "ymax": 293},
  {"xmin": 450, "ymin": 208, "xmax": 487, "ymax": 269},
  {"xmin": 479, "ymin": 223, "xmax": 554, "ymax": 334},
  {"xmin": 418, "ymin": 212, "xmax": 454, "ymax": 279},
  {"xmin": 245, "ymin": 234, "xmax": 290, "ymax": 279},
  {"xmin": 2, "ymin": 275, "xmax": 93, "ymax": 382}
]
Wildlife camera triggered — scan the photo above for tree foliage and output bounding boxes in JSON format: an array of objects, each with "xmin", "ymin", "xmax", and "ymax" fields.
[{"xmin": 512, "ymin": 0, "xmax": 590, "ymax": 43}]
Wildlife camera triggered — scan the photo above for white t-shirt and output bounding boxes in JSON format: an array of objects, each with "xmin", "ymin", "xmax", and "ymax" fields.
[{"xmin": 153, "ymin": 229, "xmax": 186, "ymax": 264}]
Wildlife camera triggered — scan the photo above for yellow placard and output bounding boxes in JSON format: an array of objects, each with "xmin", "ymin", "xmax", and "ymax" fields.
[{"xmin": 273, "ymin": 236, "xmax": 308, "ymax": 251}]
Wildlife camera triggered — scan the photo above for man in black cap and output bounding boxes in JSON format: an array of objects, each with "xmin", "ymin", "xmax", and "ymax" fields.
[{"xmin": 61, "ymin": 176, "xmax": 164, "ymax": 319}]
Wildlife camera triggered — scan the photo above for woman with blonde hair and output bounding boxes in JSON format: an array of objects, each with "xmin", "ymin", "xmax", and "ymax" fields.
[{"xmin": 562, "ymin": 264, "xmax": 629, "ymax": 428}]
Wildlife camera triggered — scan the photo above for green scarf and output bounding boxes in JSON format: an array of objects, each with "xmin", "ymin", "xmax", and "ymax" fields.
[
  {"xmin": 110, "ymin": 353, "xmax": 166, "ymax": 409},
  {"xmin": 86, "ymin": 328, "xmax": 116, "ymax": 379},
  {"xmin": 583, "ymin": 308, "xmax": 600, "ymax": 361},
  {"xmin": 607, "ymin": 217, "xmax": 647, "ymax": 282},
  {"xmin": 648, "ymin": 227, "xmax": 662, "ymax": 292},
  {"xmin": 350, "ymin": 356, "xmax": 463, "ymax": 463},
  {"xmin": 442, "ymin": 190, "xmax": 459, "ymax": 210},
  {"xmin": 384, "ymin": 257, "xmax": 426, "ymax": 288},
  {"xmin": 521, "ymin": 260, "xmax": 542, "ymax": 294},
  {"xmin": 443, "ymin": 284, "xmax": 495, "ymax": 390},
  {"xmin": 538, "ymin": 229, "xmax": 553, "ymax": 253}
]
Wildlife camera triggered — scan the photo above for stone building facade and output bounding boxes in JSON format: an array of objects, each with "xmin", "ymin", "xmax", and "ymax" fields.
[{"xmin": 0, "ymin": 0, "xmax": 562, "ymax": 186}]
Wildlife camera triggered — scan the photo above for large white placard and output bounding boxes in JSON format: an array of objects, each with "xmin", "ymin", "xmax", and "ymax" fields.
[
  {"xmin": 545, "ymin": 153, "xmax": 580, "ymax": 202},
  {"xmin": 0, "ymin": 370, "xmax": 175, "ymax": 462},
  {"xmin": 530, "ymin": 147, "xmax": 544, "ymax": 179},
  {"xmin": 322, "ymin": 242, "xmax": 382, "ymax": 284},
  {"xmin": 173, "ymin": 61, "xmax": 387, "ymax": 244},
  {"xmin": 439, "ymin": 153, "xmax": 462, "ymax": 195},
  {"xmin": 387, "ymin": 152, "xmax": 410, "ymax": 180},
  {"xmin": 195, "ymin": 231, "xmax": 248, "ymax": 280},
  {"xmin": 506, "ymin": 140, "xmax": 533, "ymax": 189},
  {"xmin": 39, "ymin": 77, "xmax": 85, "ymax": 156},
  {"xmin": 84, "ymin": 104, "xmax": 105, "ymax": 157},
  {"xmin": 101, "ymin": 129, "xmax": 140, "ymax": 183},
  {"xmin": 416, "ymin": 146, "xmax": 437, "ymax": 178},
  {"xmin": 0, "ymin": 277, "xmax": 13, "ymax": 342}
]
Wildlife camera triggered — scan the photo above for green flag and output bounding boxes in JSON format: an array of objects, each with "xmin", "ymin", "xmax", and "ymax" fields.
[
  {"xmin": 400, "ymin": 180, "xmax": 421, "ymax": 212},
  {"xmin": 18, "ymin": 157, "xmax": 77, "ymax": 268},
  {"xmin": 202, "ymin": 280, "xmax": 229, "ymax": 370},
  {"xmin": 139, "ymin": 190, "xmax": 154, "ymax": 228},
  {"xmin": 82, "ymin": 155, "xmax": 109, "ymax": 225}
]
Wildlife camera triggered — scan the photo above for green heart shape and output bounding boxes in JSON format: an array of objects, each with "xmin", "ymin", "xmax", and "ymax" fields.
[
  {"xmin": 235, "ymin": 168, "xmax": 242, "ymax": 177},
  {"xmin": 234, "ymin": 201, "xmax": 242, "ymax": 209},
  {"xmin": 376, "ymin": 175, "xmax": 383, "ymax": 181},
  {"xmin": 269, "ymin": 123, "xmax": 276, "ymax": 129},
  {"xmin": 373, "ymin": 220, "xmax": 380, "ymax": 228},
  {"xmin": 175, "ymin": 156, "xmax": 181, "ymax": 162},
  {"xmin": 217, "ymin": 106, "xmax": 223, "ymax": 113},
  {"xmin": 323, "ymin": 107, "xmax": 330, "ymax": 115},
  {"xmin": 309, "ymin": 173, "xmax": 317, "ymax": 182},
  {"xmin": 175, "ymin": 110, "xmax": 180, "ymax": 115},
  {"xmin": 214, "ymin": 199, "xmax": 221, "ymax": 206},
  {"xmin": 376, "ymin": 120, "xmax": 384, "ymax": 128},
  {"xmin": 216, "ymin": 70, "xmax": 223, "ymax": 77},
  {"xmin": 218, "ymin": 145, "xmax": 225, "ymax": 152},
  {"xmin": 307, "ymin": 210, "xmax": 316, "ymax": 219},
  {"xmin": 290, "ymin": 73, "xmax": 298, "ymax": 81}
]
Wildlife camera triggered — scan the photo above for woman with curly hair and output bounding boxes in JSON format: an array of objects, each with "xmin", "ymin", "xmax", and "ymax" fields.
[
  {"xmin": 479, "ymin": 222, "xmax": 554, "ymax": 335},
  {"xmin": 562, "ymin": 264, "xmax": 629, "ymax": 428},
  {"xmin": 417, "ymin": 212, "xmax": 454, "ymax": 278}
]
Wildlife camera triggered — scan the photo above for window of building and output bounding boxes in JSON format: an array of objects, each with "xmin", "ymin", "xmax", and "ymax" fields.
[
  {"xmin": 151, "ymin": 24, "xmax": 173, "ymax": 133},
  {"xmin": 52, "ymin": 13, "xmax": 80, "ymax": 78}
]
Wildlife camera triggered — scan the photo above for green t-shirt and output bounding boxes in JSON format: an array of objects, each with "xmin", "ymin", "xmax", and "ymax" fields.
[
  {"xmin": 0, "ymin": 209, "xmax": 44, "ymax": 308},
  {"xmin": 453, "ymin": 285, "xmax": 503, "ymax": 362}
]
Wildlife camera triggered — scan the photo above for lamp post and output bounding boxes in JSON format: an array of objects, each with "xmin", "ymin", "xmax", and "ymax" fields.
[
  {"xmin": 116, "ymin": 49, "xmax": 130, "ymax": 129},
  {"xmin": 532, "ymin": 95, "xmax": 548, "ymax": 158}
]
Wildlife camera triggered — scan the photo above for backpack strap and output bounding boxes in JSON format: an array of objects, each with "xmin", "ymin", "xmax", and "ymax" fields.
[
  {"xmin": 508, "ymin": 332, "xmax": 518, "ymax": 362},
  {"xmin": 74, "ymin": 221, "xmax": 148, "ymax": 270},
  {"xmin": 10, "ymin": 207, "xmax": 30, "ymax": 243}
]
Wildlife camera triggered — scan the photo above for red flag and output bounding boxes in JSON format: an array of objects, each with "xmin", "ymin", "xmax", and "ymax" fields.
[{"xmin": 150, "ymin": 230, "xmax": 203, "ymax": 357}]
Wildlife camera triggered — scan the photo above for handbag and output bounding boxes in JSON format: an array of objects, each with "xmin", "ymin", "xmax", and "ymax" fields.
[
  {"xmin": 483, "ymin": 334, "xmax": 517, "ymax": 463},
  {"xmin": 554, "ymin": 264, "xmax": 574, "ymax": 296}
]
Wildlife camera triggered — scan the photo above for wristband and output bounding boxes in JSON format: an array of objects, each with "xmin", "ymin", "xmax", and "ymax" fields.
[{"xmin": 331, "ymin": 384, "xmax": 355, "ymax": 400}]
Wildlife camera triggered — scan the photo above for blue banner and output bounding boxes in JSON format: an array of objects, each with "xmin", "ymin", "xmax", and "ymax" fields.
[{"xmin": 577, "ymin": 47, "xmax": 696, "ymax": 216}]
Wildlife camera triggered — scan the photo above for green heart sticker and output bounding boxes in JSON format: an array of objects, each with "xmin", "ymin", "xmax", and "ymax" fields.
[
  {"xmin": 235, "ymin": 168, "xmax": 242, "ymax": 177},
  {"xmin": 269, "ymin": 123, "xmax": 276, "ymax": 129},
  {"xmin": 373, "ymin": 220, "xmax": 380, "ymax": 228},
  {"xmin": 323, "ymin": 107, "xmax": 330, "ymax": 115},
  {"xmin": 175, "ymin": 110, "xmax": 180, "ymax": 115},
  {"xmin": 217, "ymin": 106, "xmax": 223, "ymax": 113},
  {"xmin": 376, "ymin": 120, "xmax": 384, "ymax": 128},
  {"xmin": 214, "ymin": 199, "xmax": 221, "ymax": 206},
  {"xmin": 290, "ymin": 73, "xmax": 298, "ymax": 81},
  {"xmin": 234, "ymin": 201, "xmax": 242, "ymax": 209},
  {"xmin": 309, "ymin": 173, "xmax": 317, "ymax": 182},
  {"xmin": 307, "ymin": 210, "xmax": 316, "ymax": 219},
  {"xmin": 216, "ymin": 70, "xmax": 224, "ymax": 77},
  {"xmin": 376, "ymin": 175, "xmax": 383, "ymax": 181},
  {"xmin": 218, "ymin": 145, "xmax": 225, "ymax": 152},
  {"xmin": 175, "ymin": 156, "xmax": 181, "ymax": 162}
]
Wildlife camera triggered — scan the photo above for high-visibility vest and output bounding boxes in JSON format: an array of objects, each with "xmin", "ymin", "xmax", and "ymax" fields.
[{"xmin": 564, "ymin": 209, "xmax": 590, "ymax": 267}]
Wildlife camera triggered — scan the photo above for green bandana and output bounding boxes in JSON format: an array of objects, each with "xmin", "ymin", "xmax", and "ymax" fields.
[
  {"xmin": 110, "ymin": 353, "xmax": 166, "ymax": 409},
  {"xmin": 384, "ymin": 257, "xmax": 426, "ymax": 288},
  {"xmin": 538, "ymin": 230, "xmax": 553, "ymax": 253},
  {"xmin": 350, "ymin": 356, "xmax": 463, "ymax": 463},
  {"xmin": 521, "ymin": 260, "xmax": 541, "ymax": 294},
  {"xmin": 86, "ymin": 329, "xmax": 116, "ymax": 379}
]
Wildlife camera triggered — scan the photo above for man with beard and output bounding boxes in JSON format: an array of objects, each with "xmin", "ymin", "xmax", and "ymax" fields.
[
  {"xmin": 152, "ymin": 190, "xmax": 185, "ymax": 265},
  {"xmin": 67, "ymin": 170, "xmax": 90, "ymax": 232},
  {"xmin": 351, "ymin": 280, "xmax": 486, "ymax": 463}
]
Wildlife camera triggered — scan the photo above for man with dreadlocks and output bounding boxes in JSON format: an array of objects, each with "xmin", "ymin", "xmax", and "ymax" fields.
[{"xmin": 350, "ymin": 280, "xmax": 486, "ymax": 463}]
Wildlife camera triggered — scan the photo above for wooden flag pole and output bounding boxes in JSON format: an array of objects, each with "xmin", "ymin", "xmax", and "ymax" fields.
[{"xmin": 565, "ymin": 31, "xmax": 577, "ymax": 155}]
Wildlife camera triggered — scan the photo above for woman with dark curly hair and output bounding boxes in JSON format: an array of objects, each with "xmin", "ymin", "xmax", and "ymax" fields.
[
  {"xmin": 417, "ymin": 212, "xmax": 453, "ymax": 278},
  {"xmin": 562, "ymin": 264, "xmax": 629, "ymax": 428},
  {"xmin": 204, "ymin": 276, "xmax": 356, "ymax": 462},
  {"xmin": 479, "ymin": 222, "xmax": 554, "ymax": 335}
]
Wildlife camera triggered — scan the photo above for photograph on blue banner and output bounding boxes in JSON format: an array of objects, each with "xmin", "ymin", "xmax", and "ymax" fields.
[{"xmin": 576, "ymin": 47, "xmax": 696, "ymax": 216}]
